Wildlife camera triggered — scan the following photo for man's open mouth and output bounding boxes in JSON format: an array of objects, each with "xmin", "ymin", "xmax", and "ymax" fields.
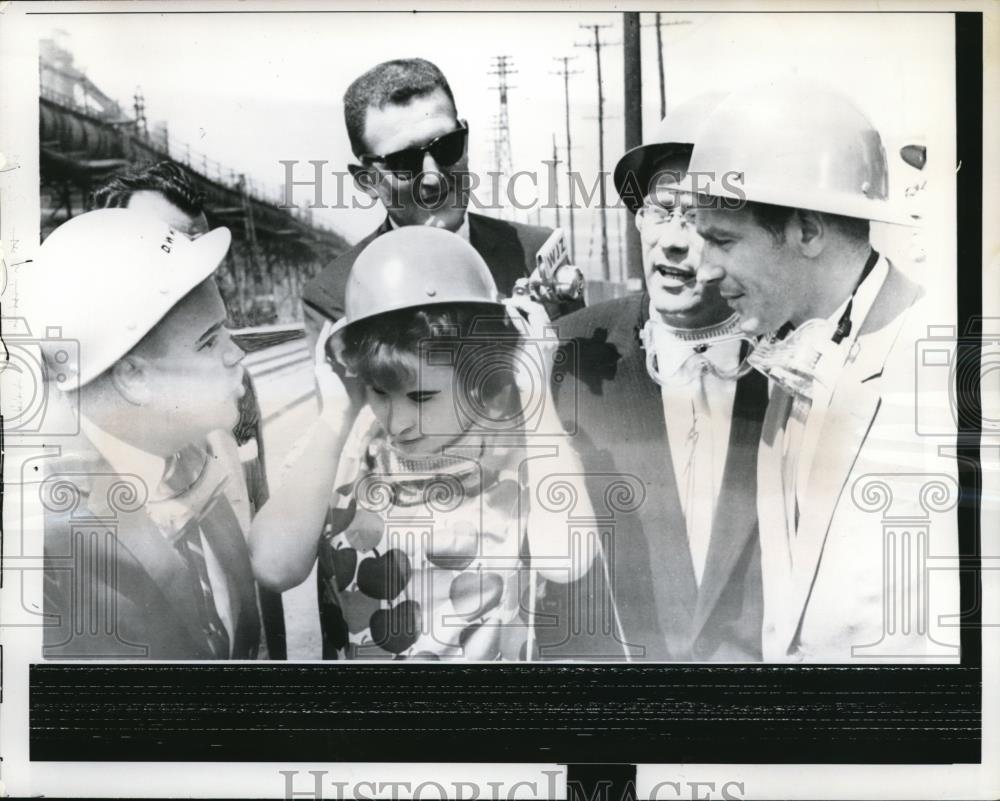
[{"xmin": 653, "ymin": 263, "xmax": 696, "ymax": 283}]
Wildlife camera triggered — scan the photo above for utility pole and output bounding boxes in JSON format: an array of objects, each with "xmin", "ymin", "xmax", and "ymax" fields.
[
  {"xmin": 551, "ymin": 132, "xmax": 561, "ymax": 228},
  {"xmin": 552, "ymin": 55, "xmax": 582, "ymax": 262},
  {"xmin": 644, "ymin": 14, "xmax": 692, "ymax": 118},
  {"xmin": 576, "ymin": 23, "xmax": 615, "ymax": 282},
  {"xmin": 488, "ymin": 114, "xmax": 505, "ymax": 219},
  {"xmin": 616, "ymin": 207, "xmax": 625, "ymax": 282},
  {"xmin": 623, "ymin": 11, "xmax": 644, "ymax": 284},
  {"xmin": 488, "ymin": 55, "xmax": 516, "ymax": 220},
  {"xmin": 655, "ymin": 13, "xmax": 666, "ymax": 118}
]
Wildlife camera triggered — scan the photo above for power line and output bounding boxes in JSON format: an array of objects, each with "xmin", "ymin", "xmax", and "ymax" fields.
[
  {"xmin": 623, "ymin": 11, "xmax": 644, "ymax": 284},
  {"xmin": 575, "ymin": 23, "xmax": 617, "ymax": 282},
  {"xmin": 643, "ymin": 14, "xmax": 692, "ymax": 118},
  {"xmin": 551, "ymin": 55, "xmax": 582, "ymax": 262},
  {"xmin": 550, "ymin": 132, "xmax": 562, "ymax": 229}
]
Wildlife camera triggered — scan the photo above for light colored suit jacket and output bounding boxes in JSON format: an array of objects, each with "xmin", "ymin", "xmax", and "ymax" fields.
[{"xmin": 757, "ymin": 259, "xmax": 961, "ymax": 662}]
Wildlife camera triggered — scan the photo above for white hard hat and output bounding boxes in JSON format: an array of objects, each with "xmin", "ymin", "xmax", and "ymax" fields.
[
  {"xmin": 613, "ymin": 91, "xmax": 728, "ymax": 213},
  {"xmin": 680, "ymin": 80, "xmax": 914, "ymax": 225},
  {"xmin": 330, "ymin": 226, "xmax": 504, "ymax": 342},
  {"xmin": 26, "ymin": 209, "xmax": 232, "ymax": 387}
]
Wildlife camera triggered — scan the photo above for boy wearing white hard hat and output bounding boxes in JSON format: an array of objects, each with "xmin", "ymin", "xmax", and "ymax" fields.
[
  {"xmin": 251, "ymin": 226, "xmax": 596, "ymax": 661},
  {"xmin": 34, "ymin": 209, "xmax": 261, "ymax": 660},
  {"xmin": 687, "ymin": 80, "xmax": 959, "ymax": 663}
]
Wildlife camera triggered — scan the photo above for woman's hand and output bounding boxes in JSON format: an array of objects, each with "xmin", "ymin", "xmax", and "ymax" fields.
[
  {"xmin": 253, "ymin": 322, "xmax": 366, "ymax": 592},
  {"xmin": 315, "ymin": 322, "xmax": 367, "ymax": 426},
  {"xmin": 503, "ymin": 295, "xmax": 558, "ymax": 386}
]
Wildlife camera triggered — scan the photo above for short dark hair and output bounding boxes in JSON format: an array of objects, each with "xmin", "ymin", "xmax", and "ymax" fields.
[
  {"xmin": 340, "ymin": 303, "xmax": 519, "ymax": 409},
  {"xmin": 746, "ymin": 201, "xmax": 870, "ymax": 244},
  {"xmin": 90, "ymin": 160, "xmax": 205, "ymax": 216},
  {"xmin": 746, "ymin": 201, "xmax": 795, "ymax": 242},
  {"xmin": 343, "ymin": 58, "xmax": 457, "ymax": 157}
]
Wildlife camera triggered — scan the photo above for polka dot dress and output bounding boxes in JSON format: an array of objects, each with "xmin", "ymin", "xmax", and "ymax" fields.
[{"xmin": 317, "ymin": 426, "xmax": 535, "ymax": 661}]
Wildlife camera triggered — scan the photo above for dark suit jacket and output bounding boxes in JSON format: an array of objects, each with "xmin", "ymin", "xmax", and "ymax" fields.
[
  {"xmin": 233, "ymin": 371, "xmax": 286, "ymax": 659},
  {"xmin": 42, "ymin": 440, "xmax": 261, "ymax": 660},
  {"xmin": 300, "ymin": 213, "xmax": 580, "ymax": 350},
  {"xmin": 540, "ymin": 293, "xmax": 767, "ymax": 661}
]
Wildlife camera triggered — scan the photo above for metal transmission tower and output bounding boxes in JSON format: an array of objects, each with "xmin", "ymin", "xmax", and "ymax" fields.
[
  {"xmin": 576, "ymin": 24, "xmax": 616, "ymax": 282},
  {"xmin": 644, "ymin": 14, "xmax": 692, "ymax": 118},
  {"xmin": 488, "ymin": 113, "xmax": 501, "ymax": 174},
  {"xmin": 132, "ymin": 87, "xmax": 148, "ymax": 138},
  {"xmin": 551, "ymin": 55, "xmax": 582, "ymax": 262},
  {"xmin": 488, "ymin": 55, "xmax": 516, "ymax": 218}
]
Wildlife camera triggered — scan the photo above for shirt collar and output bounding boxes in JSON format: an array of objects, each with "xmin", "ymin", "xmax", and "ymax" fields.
[
  {"xmin": 825, "ymin": 252, "xmax": 889, "ymax": 341},
  {"xmin": 747, "ymin": 253, "xmax": 891, "ymax": 401},
  {"xmin": 387, "ymin": 214, "xmax": 470, "ymax": 242},
  {"xmin": 80, "ymin": 415, "xmax": 166, "ymax": 494},
  {"xmin": 646, "ymin": 303, "xmax": 746, "ymax": 344},
  {"xmin": 641, "ymin": 306, "xmax": 744, "ymax": 382},
  {"xmin": 647, "ymin": 324, "xmax": 743, "ymax": 379}
]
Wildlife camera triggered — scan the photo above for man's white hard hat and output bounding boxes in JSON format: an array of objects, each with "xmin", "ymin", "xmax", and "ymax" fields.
[{"xmin": 679, "ymin": 80, "xmax": 914, "ymax": 226}]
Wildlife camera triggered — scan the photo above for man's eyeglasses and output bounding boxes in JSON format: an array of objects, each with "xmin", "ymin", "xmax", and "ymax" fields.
[
  {"xmin": 359, "ymin": 120, "xmax": 469, "ymax": 179},
  {"xmin": 634, "ymin": 202, "xmax": 698, "ymax": 241}
]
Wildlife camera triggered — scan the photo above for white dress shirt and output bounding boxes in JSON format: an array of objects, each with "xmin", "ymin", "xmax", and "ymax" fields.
[
  {"xmin": 388, "ymin": 213, "xmax": 471, "ymax": 242},
  {"xmin": 649, "ymin": 318, "xmax": 740, "ymax": 584},
  {"xmin": 780, "ymin": 255, "xmax": 890, "ymax": 536},
  {"xmin": 80, "ymin": 417, "xmax": 235, "ymax": 652}
]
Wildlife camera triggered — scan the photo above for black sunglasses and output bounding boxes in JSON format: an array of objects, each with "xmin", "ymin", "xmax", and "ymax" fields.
[{"xmin": 359, "ymin": 120, "xmax": 469, "ymax": 178}]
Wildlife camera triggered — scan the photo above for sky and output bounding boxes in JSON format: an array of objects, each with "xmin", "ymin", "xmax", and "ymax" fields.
[{"xmin": 32, "ymin": 9, "xmax": 955, "ymax": 280}]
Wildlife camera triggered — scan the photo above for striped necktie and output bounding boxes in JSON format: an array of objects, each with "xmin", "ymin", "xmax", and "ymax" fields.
[
  {"xmin": 159, "ymin": 445, "xmax": 232, "ymax": 658},
  {"xmin": 174, "ymin": 520, "xmax": 231, "ymax": 658}
]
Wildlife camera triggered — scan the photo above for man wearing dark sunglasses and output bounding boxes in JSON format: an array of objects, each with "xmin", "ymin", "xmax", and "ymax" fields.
[
  {"xmin": 355, "ymin": 119, "xmax": 470, "ymax": 212},
  {"xmin": 301, "ymin": 58, "xmax": 577, "ymax": 353}
]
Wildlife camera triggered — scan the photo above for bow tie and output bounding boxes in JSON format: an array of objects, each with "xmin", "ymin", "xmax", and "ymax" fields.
[
  {"xmin": 747, "ymin": 319, "xmax": 841, "ymax": 401},
  {"xmin": 640, "ymin": 317, "xmax": 750, "ymax": 387},
  {"xmin": 148, "ymin": 443, "xmax": 231, "ymax": 541}
]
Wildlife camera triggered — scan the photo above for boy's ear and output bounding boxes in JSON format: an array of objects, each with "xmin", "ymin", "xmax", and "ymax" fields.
[
  {"xmin": 349, "ymin": 163, "xmax": 380, "ymax": 199},
  {"xmin": 109, "ymin": 354, "xmax": 152, "ymax": 406}
]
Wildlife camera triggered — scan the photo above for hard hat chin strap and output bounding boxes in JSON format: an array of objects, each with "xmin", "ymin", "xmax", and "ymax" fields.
[
  {"xmin": 748, "ymin": 248, "xmax": 880, "ymax": 400},
  {"xmin": 832, "ymin": 248, "xmax": 880, "ymax": 344}
]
